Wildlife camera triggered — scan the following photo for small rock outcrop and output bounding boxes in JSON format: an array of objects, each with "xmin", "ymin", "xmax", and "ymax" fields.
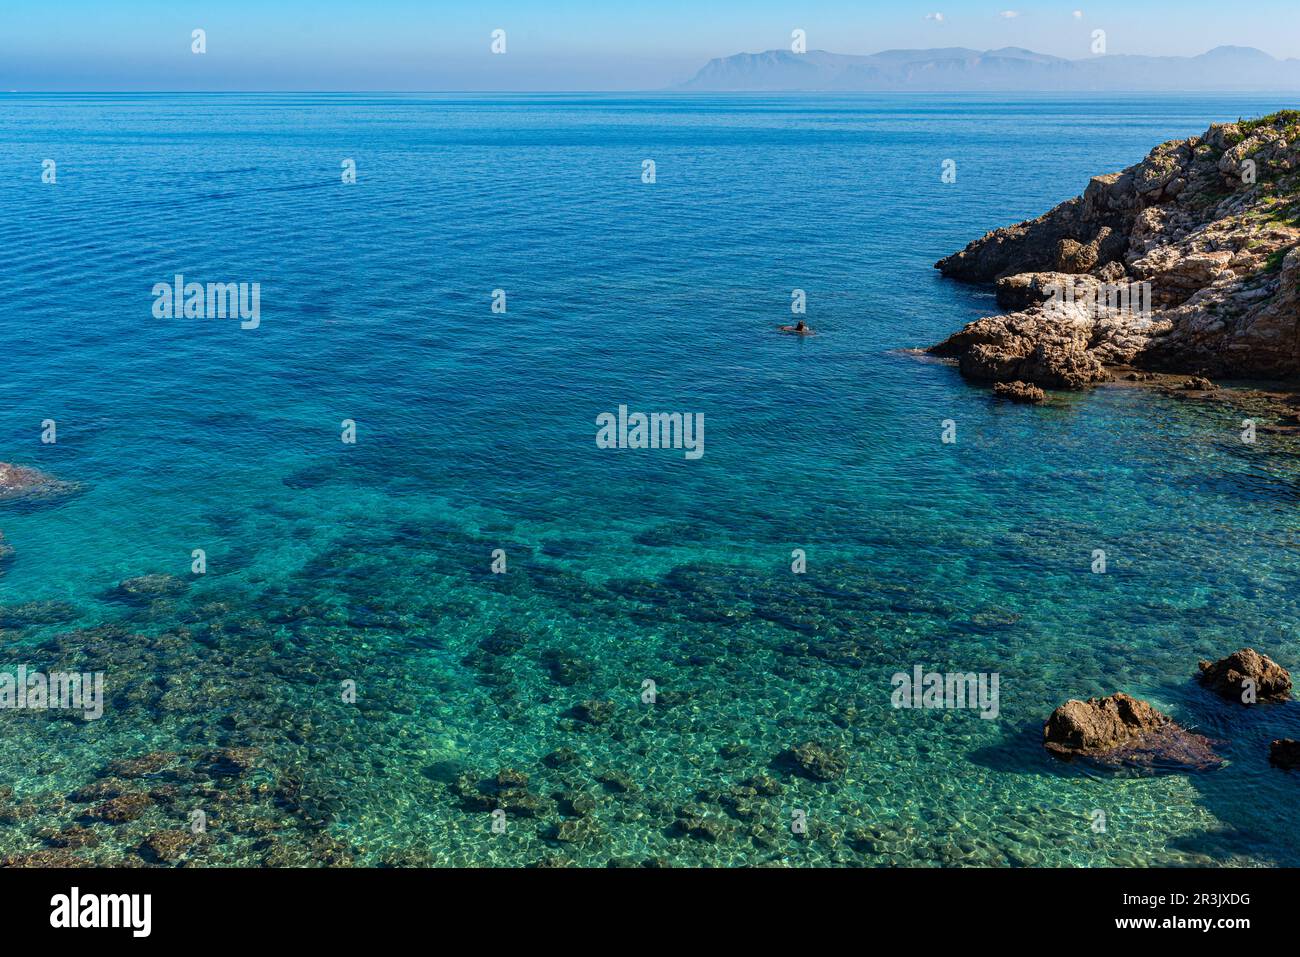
[
  {"xmin": 1270, "ymin": 739, "xmax": 1300, "ymax": 769},
  {"xmin": 992, "ymin": 380, "xmax": 1047, "ymax": 403},
  {"xmin": 1198, "ymin": 648, "xmax": 1292, "ymax": 703},
  {"xmin": 1043, "ymin": 692, "xmax": 1220, "ymax": 769},
  {"xmin": 930, "ymin": 111, "xmax": 1300, "ymax": 391}
]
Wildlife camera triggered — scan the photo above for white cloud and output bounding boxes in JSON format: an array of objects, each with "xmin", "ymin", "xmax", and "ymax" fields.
[
  {"xmin": 999, "ymin": 10, "xmax": 1020, "ymax": 18},
  {"xmin": 1072, "ymin": 9, "xmax": 1084, "ymax": 18},
  {"xmin": 925, "ymin": 12, "xmax": 945, "ymax": 21}
]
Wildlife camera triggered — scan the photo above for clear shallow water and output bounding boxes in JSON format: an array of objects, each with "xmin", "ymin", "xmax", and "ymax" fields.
[{"xmin": 0, "ymin": 92, "xmax": 1298, "ymax": 866}]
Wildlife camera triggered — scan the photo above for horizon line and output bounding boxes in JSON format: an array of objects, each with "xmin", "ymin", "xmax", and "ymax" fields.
[{"xmin": 6, "ymin": 88, "xmax": 1300, "ymax": 95}]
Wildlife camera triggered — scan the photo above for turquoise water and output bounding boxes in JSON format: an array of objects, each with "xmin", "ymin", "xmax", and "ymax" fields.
[{"xmin": 1, "ymin": 92, "xmax": 1298, "ymax": 866}]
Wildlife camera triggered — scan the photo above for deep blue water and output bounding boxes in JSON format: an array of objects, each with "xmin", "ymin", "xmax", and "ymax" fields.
[{"xmin": 0, "ymin": 93, "xmax": 1297, "ymax": 866}]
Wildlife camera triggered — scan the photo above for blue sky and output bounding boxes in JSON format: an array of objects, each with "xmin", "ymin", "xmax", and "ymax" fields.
[{"xmin": 4, "ymin": 0, "xmax": 1299, "ymax": 90}]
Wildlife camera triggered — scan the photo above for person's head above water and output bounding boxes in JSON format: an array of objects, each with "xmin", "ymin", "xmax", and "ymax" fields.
[{"xmin": 795, "ymin": 320, "xmax": 806, "ymax": 330}]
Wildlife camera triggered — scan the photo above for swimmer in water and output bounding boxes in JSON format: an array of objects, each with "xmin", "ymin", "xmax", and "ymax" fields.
[{"xmin": 778, "ymin": 320, "xmax": 814, "ymax": 335}]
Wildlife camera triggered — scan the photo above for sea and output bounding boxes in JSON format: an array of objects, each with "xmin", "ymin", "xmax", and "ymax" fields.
[{"xmin": 0, "ymin": 91, "xmax": 1296, "ymax": 866}]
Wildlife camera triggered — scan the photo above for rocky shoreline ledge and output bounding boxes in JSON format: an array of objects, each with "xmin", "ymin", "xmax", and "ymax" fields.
[{"xmin": 929, "ymin": 111, "xmax": 1300, "ymax": 398}]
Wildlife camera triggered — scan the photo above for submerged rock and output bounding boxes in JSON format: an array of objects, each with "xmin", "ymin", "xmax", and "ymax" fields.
[
  {"xmin": 1198, "ymin": 648, "xmax": 1292, "ymax": 703},
  {"xmin": 450, "ymin": 769, "xmax": 549, "ymax": 817},
  {"xmin": 778, "ymin": 741, "xmax": 849, "ymax": 781},
  {"xmin": 540, "ymin": 648, "xmax": 594, "ymax": 686},
  {"xmin": 39, "ymin": 825, "xmax": 100, "ymax": 849},
  {"xmin": 139, "ymin": 830, "xmax": 196, "ymax": 863},
  {"xmin": 85, "ymin": 791, "xmax": 153, "ymax": 823},
  {"xmin": 0, "ymin": 849, "xmax": 88, "ymax": 867},
  {"xmin": 542, "ymin": 748, "xmax": 579, "ymax": 768},
  {"xmin": 101, "ymin": 751, "xmax": 177, "ymax": 779},
  {"xmin": 555, "ymin": 789, "xmax": 598, "ymax": 817},
  {"xmin": 0, "ymin": 600, "xmax": 77, "ymax": 628},
  {"xmin": 69, "ymin": 779, "xmax": 127, "ymax": 803},
  {"xmin": 548, "ymin": 817, "xmax": 603, "ymax": 846},
  {"xmin": 673, "ymin": 804, "xmax": 728, "ymax": 842},
  {"xmin": 495, "ymin": 768, "xmax": 529, "ymax": 789},
  {"xmin": 741, "ymin": 773, "xmax": 783, "ymax": 796},
  {"xmin": 570, "ymin": 699, "xmax": 615, "ymax": 726},
  {"xmin": 593, "ymin": 768, "xmax": 637, "ymax": 794},
  {"xmin": 113, "ymin": 574, "xmax": 190, "ymax": 603},
  {"xmin": 0, "ymin": 462, "xmax": 81, "ymax": 504},
  {"xmin": 1270, "ymin": 739, "xmax": 1300, "ymax": 770},
  {"xmin": 198, "ymin": 747, "xmax": 260, "ymax": 778},
  {"xmin": 1043, "ymin": 692, "xmax": 1220, "ymax": 769}
]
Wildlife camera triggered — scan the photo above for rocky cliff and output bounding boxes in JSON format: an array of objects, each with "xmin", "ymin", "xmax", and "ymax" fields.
[{"xmin": 929, "ymin": 111, "xmax": 1300, "ymax": 389}]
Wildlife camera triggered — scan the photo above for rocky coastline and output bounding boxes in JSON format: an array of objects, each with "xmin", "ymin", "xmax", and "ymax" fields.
[{"xmin": 929, "ymin": 111, "xmax": 1300, "ymax": 398}]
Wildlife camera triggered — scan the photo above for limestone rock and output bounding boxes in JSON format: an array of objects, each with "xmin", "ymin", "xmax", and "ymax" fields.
[
  {"xmin": 992, "ymin": 380, "xmax": 1046, "ymax": 403},
  {"xmin": 1197, "ymin": 648, "xmax": 1292, "ymax": 703},
  {"xmin": 1043, "ymin": 692, "xmax": 1220, "ymax": 769},
  {"xmin": 931, "ymin": 111, "xmax": 1300, "ymax": 384}
]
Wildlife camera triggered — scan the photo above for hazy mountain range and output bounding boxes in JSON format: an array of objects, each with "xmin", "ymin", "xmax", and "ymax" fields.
[{"xmin": 678, "ymin": 45, "xmax": 1300, "ymax": 91}]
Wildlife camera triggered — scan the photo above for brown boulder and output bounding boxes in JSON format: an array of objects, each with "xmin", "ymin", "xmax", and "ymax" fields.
[
  {"xmin": 992, "ymin": 380, "xmax": 1046, "ymax": 404},
  {"xmin": 995, "ymin": 272, "xmax": 1104, "ymax": 311},
  {"xmin": 1043, "ymin": 692, "xmax": 1220, "ymax": 769},
  {"xmin": 1198, "ymin": 648, "xmax": 1292, "ymax": 703},
  {"xmin": 928, "ymin": 308, "xmax": 1112, "ymax": 389}
]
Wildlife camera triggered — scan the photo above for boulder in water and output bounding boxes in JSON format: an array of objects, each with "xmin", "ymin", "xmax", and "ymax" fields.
[
  {"xmin": 1197, "ymin": 648, "xmax": 1292, "ymax": 703},
  {"xmin": 1043, "ymin": 692, "xmax": 1220, "ymax": 769}
]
